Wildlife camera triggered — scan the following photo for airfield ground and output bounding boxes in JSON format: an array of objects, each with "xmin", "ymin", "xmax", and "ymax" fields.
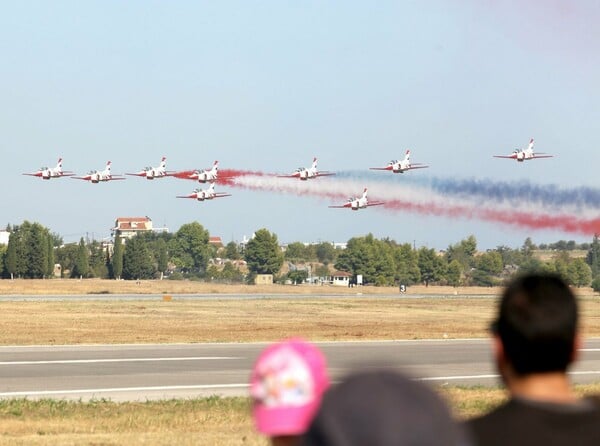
[{"xmin": 1, "ymin": 280, "xmax": 599, "ymax": 445}]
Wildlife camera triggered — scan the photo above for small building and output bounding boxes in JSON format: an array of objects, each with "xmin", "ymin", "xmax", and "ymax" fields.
[
  {"xmin": 209, "ymin": 236, "xmax": 223, "ymax": 248},
  {"xmin": 330, "ymin": 271, "xmax": 352, "ymax": 287},
  {"xmin": 112, "ymin": 217, "xmax": 153, "ymax": 241},
  {"xmin": 255, "ymin": 274, "xmax": 273, "ymax": 285},
  {"xmin": 0, "ymin": 230, "xmax": 10, "ymax": 245}
]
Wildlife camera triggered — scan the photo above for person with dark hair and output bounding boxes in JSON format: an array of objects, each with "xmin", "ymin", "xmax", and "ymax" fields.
[
  {"xmin": 468, "ymin": 273, "xmax": 600, "ymax": 446},
  {"xmin": 301, "ymin": 370, "xmax": 468, "ymax": 446}
]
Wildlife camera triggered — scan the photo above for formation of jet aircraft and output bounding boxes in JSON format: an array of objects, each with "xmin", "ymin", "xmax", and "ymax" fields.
[{"xmin": 23, "ymin": 139, "xmax": 553, "ymax": 209}]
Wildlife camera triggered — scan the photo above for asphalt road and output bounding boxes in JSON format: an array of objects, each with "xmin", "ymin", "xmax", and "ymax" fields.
[{"xmin": 2, "ymin": 339, "xmax": 600, "ymax": 401}]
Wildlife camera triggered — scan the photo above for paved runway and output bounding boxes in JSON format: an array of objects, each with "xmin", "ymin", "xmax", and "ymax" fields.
[{"xmin": 1, "ymin": 339, "xmax": 600, "ymax": 401}]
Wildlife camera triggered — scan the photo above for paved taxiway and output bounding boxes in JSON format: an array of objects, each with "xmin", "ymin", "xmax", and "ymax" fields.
[{"xmin": 2, "ymin": 339, "xmax": 600, "ymax": 401}]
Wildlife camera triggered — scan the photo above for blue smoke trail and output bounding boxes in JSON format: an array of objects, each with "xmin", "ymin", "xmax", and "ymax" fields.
[{"xmin": 335, "ymin": 171, "xmax": 600, "ymax": 210}]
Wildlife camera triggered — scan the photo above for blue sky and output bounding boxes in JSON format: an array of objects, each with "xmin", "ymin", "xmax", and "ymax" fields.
[{"xmin": 2, "ymin": 1, "xmax": 599, "ymax": 249}]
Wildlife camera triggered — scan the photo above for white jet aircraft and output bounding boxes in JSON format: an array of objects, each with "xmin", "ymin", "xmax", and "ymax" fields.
[
  {"xmin": 494, "ymin": 138, "xmax": 553, "ymax": 162},
  {"xmin": 175, "ymin": 161, "xmax": 220, "ymax": 183},
  {"xmin": 126, "ymin": 156, "xmax": 174, "ymax": 179},
  {"xmin": 370, "ymin": 150, "xmax": 429, "ymax": 173},
  {"xmin": 23, "ymin": 158, "xmax": 75, "ymax": 179},
  {"xmin": 176, "ymin": 183, "xmax": 231, "ymax": 201},
  {"xmin": 329, "ymin": 188, "xmax": 385, "ymax": 211},
  {"xmin": 72, "ymin": 161, "xmax": 126, "ymax": 183},
  {"xmin": 278, "ymin": 157, "xmax": 335, "ymax": 180}
]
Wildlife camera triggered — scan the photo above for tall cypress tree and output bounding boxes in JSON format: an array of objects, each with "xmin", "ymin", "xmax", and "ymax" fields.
[
  {"xmin": 111, "ymin": 235, "xmax": 123, "ymax": 279},
  {"xmin": 46, "ymin": 231, "xmax": 55, "ymax": 278},
  {"xmin": 4, "ymin": 231, "xmax": 18, "ymax": 279},
  {"xmin": 72, "ymin": 237, "xmax": 89, "ymax": 278}
]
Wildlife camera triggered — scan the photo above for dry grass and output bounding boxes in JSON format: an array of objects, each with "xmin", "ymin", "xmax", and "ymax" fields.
[
  {"xmin": 0, "ymin": 397, "xmax": 265, "ymax": 446},
  {"xmin": 2, "ymin": 384, "xmax": 600, "ymax": 445},
  {"xmin": 0, "ymin": 278, "xmax": 513, "ymax": 296},
  {"xmin": 1, "ymin": 296, "xmax": 600, "ymax": 345}
]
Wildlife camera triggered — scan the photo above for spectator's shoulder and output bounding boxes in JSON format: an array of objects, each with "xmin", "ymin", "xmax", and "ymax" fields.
[{"xmin": 467, "ymin": 400, "xmax": 519, "ymax": 431}]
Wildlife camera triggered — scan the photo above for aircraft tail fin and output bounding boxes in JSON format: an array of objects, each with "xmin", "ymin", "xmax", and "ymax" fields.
[
  {"xmin": 160, "ymin": 156, "xmax": 166, "ymax": 169},
  {"xmin": 312, "ymin": 157, "xmax": 318, "ymax": 170},
  {"xmin": 528, "ymin": 138, "xmax": 534, "ymax": 151},
  {"xmin": 362, "ymin": 187, "xmax": 368, "ymax": 199},
  {"xmin": 212, "ymin": 160, "xmax": 219, "ymax": 173},
  {"xmin": 404, "ymin": 149, "xmax": 411, "ymax": 162}
]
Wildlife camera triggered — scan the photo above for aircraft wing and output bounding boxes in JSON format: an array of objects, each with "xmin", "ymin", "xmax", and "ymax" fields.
[
  {"xmin": 107, "ymin": 176, "xmax": 127, "ymax": 181},
  {"xmin": 405, "ymin": 165, "xmax": 429, "ymax": 170},
  {"xmin": 369, "ymin": 166, "xmax": 393, "ymax": 171},
  {"xmin": 22, "ymin": 172, "xmax": 42, "ymax": 177},
  {"xmin": 126, "ymin": 172, "xmax": 147, "ymax": 177},
  {"xmin": 71, "ymin": 176, "xmax": 92, "ymax": 181},
  {"xmin": 316, "ymin": 172, "xmax": 336, "ymax": 177},
  {"xmin": 493, "ymin": 155, "xmax": 517, "ymax": 159},
  {"xmin": 276, "ymin": 174, "xmax": 300, "ymax": 178},
  {"xmin": 367, "ymin": 202, "xmax": 385, "ymax": 207},
  {"xmin": 176, "ymin": 194, "xmax": 197, "ymax": 199},
  {"xmin": 532, "ymin": 154, "xmax": 553, "ymax": 159},
  {"xmin": 328, "ymin": 203, "xmax": 352, "ymax": 209},
  {"xmin": 213, "ymin": 193, "xmax": 232, "ymax": 198},
  {"xmin": 173, "ymin": 170, "xmax": 199, "ymax": 180},
  {"xmin": 60, "ymin": 172, "xmax": 76, "ymax": 176}
]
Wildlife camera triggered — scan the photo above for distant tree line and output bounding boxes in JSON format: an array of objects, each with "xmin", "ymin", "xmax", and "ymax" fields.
[{"xmin": 3, "ymin": 220, "xmax": 600, "ymax": 289}]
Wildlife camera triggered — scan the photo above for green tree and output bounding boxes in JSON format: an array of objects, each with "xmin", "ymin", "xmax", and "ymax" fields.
[
  {"xmin": 287, "ymin": 269, "xmax": 309, "ymax": 284},
  {"xmin": 55, "ymin": 243, "xmax": 79, "ymax": 277},
  {"xmin": 46, "ymin": 235, "xmax": 55, "ymax": 277},
  {"xmin": 122, "ymin": 236, "xmax": 154, "ymax": 280},
  {"xmin": 315, "ymin": 242, "xmax": 337, "ymax": 264},
  {"xmin": 71, "ymin": 237, "xmax": 89, "ymax": 278},
  {"xmin": 587, "ymin": 234, "xmax": 600, "ymax": 279},
  {"xmin": 394, "ymin": 243, "xmax": 421, "ymax": 285},
  {"xmin": 417, "ymin": 247, "xmax": 446, "ymax": 286},
  {"xmin": 446, "ymin": 260, "xmax": 462, "ymax": 287},
  {"xmin": 244, "ymin": 228, "xmax": 284, "ymax": 275},
  {"xmin": 156, "ymin": 238, "xmax": 169, "ymax": 278},
  {"xmin": 285, "ymin": 242, "xmax": 308, "ymax": 261},
  {"xmin": 111, "ymin": 236, "xmax": 124, "ymax": 279},
  {"xmin": 23, "ymin": 223, "xmax": 49, "ymax": 278},
  {"xmin": 315, "ymin": 264, "xmax": 330, "ymax": 278},
  {"xmin": 567, "ymin": 258, "xmax": 592, "ymax": 287},
  {"xmin": 169, "ymin": 222, "xmax": 210, "ymax": 273},
  {"xmin": 4, "ymin": 230, "xmax": 18, "ymax": 279},
  {"xmin": 592, "ymin": 277, "xmax": 600, "ymax": 293},
  {"xmin": 521, "ymin": 237, "xmax": 536, "ymax": 259},
  {"xmin": 224, "ymin": 241, "xmax": 241, "ymax": 260}
]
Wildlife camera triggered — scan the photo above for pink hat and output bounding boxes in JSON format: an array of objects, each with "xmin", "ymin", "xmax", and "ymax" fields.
[{"xmin": 250, "ymin": 338, "xmax": 330, "ymax": 436}]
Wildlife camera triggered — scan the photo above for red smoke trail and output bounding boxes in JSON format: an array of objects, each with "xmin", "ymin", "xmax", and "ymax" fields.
[
  {"xmin": 383, "ymin": 199, "xmax": 600, "ymax": 236},
  {"xmin": 217, "ymin": 169, "xmax": 267, "ymax": 186}
]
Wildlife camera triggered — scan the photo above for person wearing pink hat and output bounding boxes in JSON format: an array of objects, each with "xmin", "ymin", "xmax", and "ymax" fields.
[{"xmin": 250, "ymin": 338, "xmax": 330, "ymax": 446}]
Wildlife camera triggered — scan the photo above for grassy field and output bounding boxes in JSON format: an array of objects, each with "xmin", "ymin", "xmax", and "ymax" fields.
[
  {"xmin": 2, "ymin": 296, "xmax": 600, "ymax": 345},
  {"xmin": 0, "ymin": 278, "xmax": 516, "ymax": 296},
  {"xmin": 1, "ymin": 385, "xmax": 599, "ymax": 445}
]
